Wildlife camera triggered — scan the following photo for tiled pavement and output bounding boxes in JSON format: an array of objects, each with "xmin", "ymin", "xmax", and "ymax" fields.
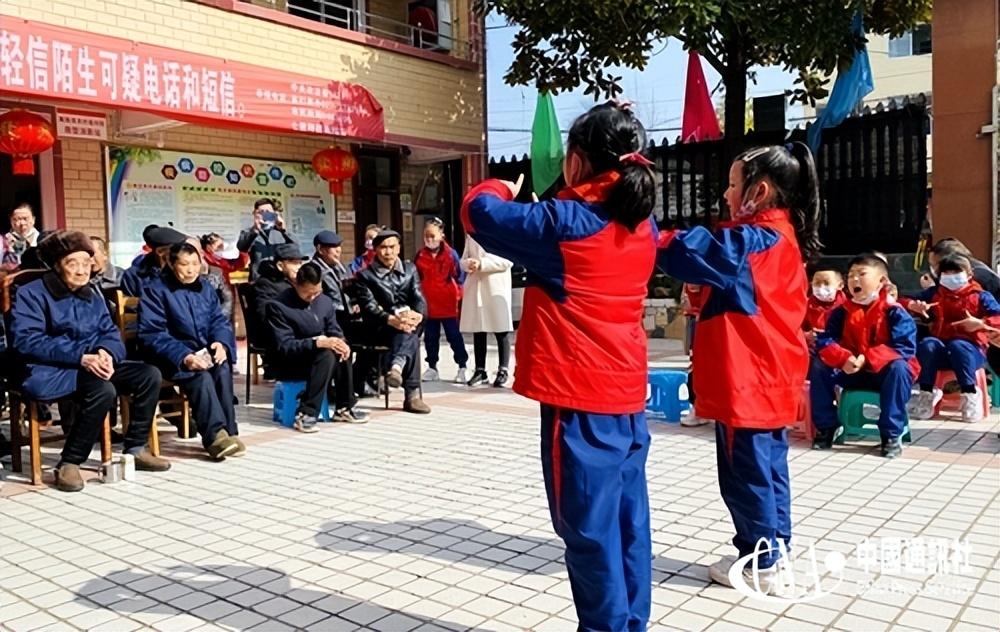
[{"xmin": 1, "ymin": 339, "xmax": 998, "ymax": 631}]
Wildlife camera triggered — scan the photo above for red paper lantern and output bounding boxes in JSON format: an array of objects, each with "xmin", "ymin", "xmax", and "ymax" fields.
[
  {"xmin": 0, "ymin": 109, "xmax": 56, "ymax": 176},
  {"xmin": 312, "ymin": 147, "xmax": 358, "ymax": 195}
]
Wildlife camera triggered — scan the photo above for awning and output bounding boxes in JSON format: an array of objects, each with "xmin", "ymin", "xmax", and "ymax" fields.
[{"xmin": 0, "ymin": 18, "xmax": 384, "ymax": 141}]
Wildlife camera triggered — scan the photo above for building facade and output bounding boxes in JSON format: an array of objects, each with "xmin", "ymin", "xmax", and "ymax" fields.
[{"xmin": 0, "ymin": 0, "xmax": 485, "ymax": 263}]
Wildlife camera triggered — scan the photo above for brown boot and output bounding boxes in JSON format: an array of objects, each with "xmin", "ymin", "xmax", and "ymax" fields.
[
  {"xmin": 386, "ymin": 365, "xmax": 404, "ymax": 388},
  {"xmin": 133, "ymin": 450, "xmax": 171, "ymax": 472},
  {"xmin": 403, "ymin": 396, "xmax": 431, "ymax": 414},
  {"xmin": 54, "ymin": 463, "xmax": 85, "ymax": 492},
  {"xmin": 231, "ymin": 436, "xmax": 247, "ymax": 457},
  {"xmin": 207, "ymin": 430, "xmax": 239, "ymax": 461}
]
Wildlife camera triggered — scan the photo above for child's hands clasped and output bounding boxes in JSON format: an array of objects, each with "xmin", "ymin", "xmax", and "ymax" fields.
[{"xmin": 841, "ymin": 354, "xmax": 866, "ymax": 375}]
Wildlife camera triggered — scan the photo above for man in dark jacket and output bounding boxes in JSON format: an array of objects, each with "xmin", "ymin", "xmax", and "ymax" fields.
[
  {"xmin": 253, "ymin": 243, "xmax": 308, "ymax": 330},
  {"xmin": 89, "ymin": 235, "xmax": 125, "ymax": 290},
  {"xmin": 354, "ymin": 230, "xmax": 430, "ymax": 414},
  {"xmin": 266, "ymin": 263, "xmax": 369, "ymax": 430},
  {"xmin": 10, "ymin": 232, "xmax": 170, "ymax": 492},
  {"xmin": 237, "ymin": 198, "xmax": 295, "ymax": 280},
  {"xmin": 311, "ymin": 230, "xmax": 351, "ymax": 314},
  {"xmin": 121, "ymin": 224, "xmax": 188, "ymax": 297},
  {"xmin": 140, "ymin": 242, "xmax": 243, "ymax": 460}
]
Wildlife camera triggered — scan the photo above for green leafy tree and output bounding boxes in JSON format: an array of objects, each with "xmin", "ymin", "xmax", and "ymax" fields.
[{"xmin": 477, "ymin": 0, "xmax": 931, "ymax": 156}]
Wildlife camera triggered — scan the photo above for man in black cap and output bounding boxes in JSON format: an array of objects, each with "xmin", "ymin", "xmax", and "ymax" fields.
[
  {"xmin": 237, "ymin": 198, "xmax": 295, "ymax": 280},
  {"xmin": 253, "ymin": 242, "xmax": 310, "ymax": 330},
  {"xmin": 354, "ymin": 230, "xmax": 431, "ymax": 414},
  {"xmin": 121, "ymin": 224, "xmax": 188, "ymax": 297},
  {"xmin": 311, "ymin": 230, "xmax": 351, "ymax": 314}
]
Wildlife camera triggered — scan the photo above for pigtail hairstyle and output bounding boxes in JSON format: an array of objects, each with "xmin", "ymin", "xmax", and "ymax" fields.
[
  {"xmin": 737, "ymin": 142, "xmax": 822, "ymax": 262},
  {"xmin": 566, "ymin": 102, "xmax": 657, "ymax": 231}
]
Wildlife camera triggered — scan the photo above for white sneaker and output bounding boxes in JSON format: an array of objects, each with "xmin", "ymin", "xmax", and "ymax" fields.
[
  {"xmin": 681, "ymin": 412, "xmax": 711, "ymax": 427},
  {"xmin": 422, "ymin": 367, "xmax": 439, "ymax": 382},
  {"xmin": 454, "ymin": 368, "xmax": 468, "ymax": 384},
  {"xmin": 708, "ymin": 555, "xmax": 787, "ymax": 596},
  {"xmin": 907, "ymin": 389, "xmax": 942, "ymax": 420},
  {"xmin": 960, "ymin": 390, "xmax": 984, "ymax": 422}
]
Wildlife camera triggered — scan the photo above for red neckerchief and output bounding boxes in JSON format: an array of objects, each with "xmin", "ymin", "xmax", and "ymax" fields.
[{"xmin": 556, "ymin": 170, "xmax": 621, "ymax": 204}]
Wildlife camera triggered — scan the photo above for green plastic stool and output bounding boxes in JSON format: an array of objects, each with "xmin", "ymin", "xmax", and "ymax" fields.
[
  {"xmin": 988, "ymin": 366, "xmax": 1000, "ymax": 410},
  {"xmin": 835, "ymin": 389, "xmax": 912, "ymax": 445}
]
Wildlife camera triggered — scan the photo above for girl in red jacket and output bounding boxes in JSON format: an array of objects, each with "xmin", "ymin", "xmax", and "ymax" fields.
[
  {"xmin": 414, "ymin": 217, "xmax": 469, "ymax": 383},
  {"xmin": 658, "ymin": 143, "xmax": 821, "ymax": 595},
  {"xmin": 461, "ymin": 102, "xmax": 658, "ymax": 631}
]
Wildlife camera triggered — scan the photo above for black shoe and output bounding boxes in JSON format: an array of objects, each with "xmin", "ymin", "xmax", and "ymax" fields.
[
  {"xmin": 812, "ymin": 427, "xmax": 838, "ymax": 450},
  {"xmin": 492, "ymin": 369, "xmax": 509, "ymax": 388},
  {"xmin": 466, "ymin": 369, "xmax": 489, "ymax": 387},
  {"xmin": 881, "ymin": 437, "xmax": 903, "ymax": 459}
]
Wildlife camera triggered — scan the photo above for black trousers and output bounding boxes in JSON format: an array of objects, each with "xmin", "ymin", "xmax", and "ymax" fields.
[
  {"xmin": 274, "ymin": 349, "xmax": 355, "ymax": 416},
  {"xmin": 473, "ymin": 332, "xmax": 511, "ymax": 371},
  {"xmin": 171, "ymin": 363, "xmax": 238, "ymax": 449},
  {"xmin": 62, "ymin": 362, "xmax": 160, "ymax": 465},
  {"xmin": 380, "ymin": 326, "xmax": 421, "ymax": 395}
]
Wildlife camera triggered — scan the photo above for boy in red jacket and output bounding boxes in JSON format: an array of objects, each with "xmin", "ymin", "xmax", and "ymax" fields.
[
  {"xmin": 813, "ymin": 254, "xmax": 919, "ymax": 457},
  {"xmin": 904, "ymin": 254, "xmax": 1000, "ymax": 421},
  {"xmin": 804, "ymin": 268, "xmax": 846, "ymax": 345}
]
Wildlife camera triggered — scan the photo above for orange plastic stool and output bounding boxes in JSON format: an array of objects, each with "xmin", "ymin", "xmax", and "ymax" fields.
[{"xmin": 934, "ymin": 368, "xmax": 991, "ymax": 419}]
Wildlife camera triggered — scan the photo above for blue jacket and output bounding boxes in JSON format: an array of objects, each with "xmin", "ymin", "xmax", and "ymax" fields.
[
  {"xmin": 10, "ymin": 272, "xmax": 126, "ymax": 400},
  {"xmin": 139, "ymin": 271, "xmax": 237, "ymax": 380},
  {"xmin": 266, "ymin": 288, "xmax": 343, "ymax": 360},
  {"xmin": 121, "ymin": 252, "xmax": 162, "ymax": 297}
]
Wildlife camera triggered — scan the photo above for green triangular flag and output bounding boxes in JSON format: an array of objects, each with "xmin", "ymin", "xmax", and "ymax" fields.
[{"xmin": 530, "ymin": 92, "xmax": 564, "ymax": 196}]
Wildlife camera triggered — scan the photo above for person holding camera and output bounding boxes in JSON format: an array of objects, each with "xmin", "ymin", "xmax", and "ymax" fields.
[
  {"xmin": 237, "ymin": 197, "xmax": 295, "ymax": 280},
  {"xmin": 354, "ymin": 230, "xmax": 431, "ymax": 414},
  {"xmin": 139, "ymin": 242, "xmax": 243, "ymax": 460}
]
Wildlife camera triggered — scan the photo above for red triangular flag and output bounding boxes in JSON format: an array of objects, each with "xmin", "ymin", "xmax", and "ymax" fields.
[{"xmin": 681, "ymin": 50, "xmax": 722, "ymax": 143}]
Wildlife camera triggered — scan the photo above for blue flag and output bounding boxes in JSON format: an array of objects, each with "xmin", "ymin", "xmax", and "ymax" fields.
[{"xmin": 808, "ymin": 13, "xmax": 874, "ymax": 154}]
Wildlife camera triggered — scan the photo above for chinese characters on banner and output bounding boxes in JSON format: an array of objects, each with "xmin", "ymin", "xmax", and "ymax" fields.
[
  {"xmin": 56, "ymin": 111, "xmax": 108, "ymax": 140},
  {"xmin": 0, "ymin": 19, "xmax": 384, "ymax": 140}
]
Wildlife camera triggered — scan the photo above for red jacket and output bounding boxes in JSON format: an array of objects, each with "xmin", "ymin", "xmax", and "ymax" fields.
[
  {"xmin": 461, "ymin": 172, "xmax": 657, "ymax": 414},
  {"xmin": 658, "ymin": 209, "xmax": 808, "ymax": 429},
  {"xmin": 903, "ymin": 282, "xmax": 1000, "ymax": 350},
  {"xmin": 203, "ymin": 250, "xmax": 249, "ymax": 285},
  {"xmin": 816, "ymin": 290, "xmax": 920, "ymax": 379},
  {"xmin": 804, "ymin": 291, "xmax": 847, "ymax": 332},
  {"xmin": 414, "ymin": 243, "xmax": 464, "ymax": 319}
]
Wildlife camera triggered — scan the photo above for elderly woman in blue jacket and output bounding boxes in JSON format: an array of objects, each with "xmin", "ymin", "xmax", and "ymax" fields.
[
  {"xmin": 139, "ymin": 241, "xmax": 242, "ymax": 460},
  {"xmin": 11, "ymin": 232, "xmax": 170, "ymax": 492}
]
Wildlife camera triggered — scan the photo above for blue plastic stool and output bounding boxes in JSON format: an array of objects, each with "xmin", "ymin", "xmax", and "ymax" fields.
[
  {"xmin": 272, "ymin": 381, "xmax": 330, "ymax": 427},
  {"xmin": 646, "ymin": 369, "xmax": 690, "ymax": 423},
  {"xmin": 835, "ymin": 389, "xmax": 911, "ymax": 444}
]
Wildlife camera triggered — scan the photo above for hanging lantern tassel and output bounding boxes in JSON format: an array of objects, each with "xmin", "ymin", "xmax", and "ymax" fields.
[
  {"xmin": 0, "ymin": 109, "xmax": 57, "ymax": 176},
  {"xmin": 312, "ymin": 147, "xmax": 358, "ymax": 197}
]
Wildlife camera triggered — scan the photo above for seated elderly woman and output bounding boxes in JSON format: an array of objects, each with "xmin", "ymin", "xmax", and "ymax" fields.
[
  {"xmin": 11, "ymin": 231, "xmax": 169, "ymax": 492},
  {"xmin": 139, "ymin": 242, "xmax": 243, "ymax": 460}
]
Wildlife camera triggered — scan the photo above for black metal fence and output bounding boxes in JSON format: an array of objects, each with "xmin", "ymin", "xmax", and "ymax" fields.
[{"xmin": 488, "ymin": 100, "xmax": 930, "ymax": 255}]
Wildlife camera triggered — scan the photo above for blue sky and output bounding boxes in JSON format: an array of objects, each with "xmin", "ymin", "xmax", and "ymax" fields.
[{"xmin": 485, "ymin": 13, "xmax": 802, "ymax": 159}]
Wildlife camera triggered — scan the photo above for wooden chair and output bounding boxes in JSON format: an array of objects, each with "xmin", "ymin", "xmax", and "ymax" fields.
[
  {"xmin": 234, "ymin": 283, "xmax": 267, "ymax": 402},
  {"xmin": 3, "ymin": 269, "xmax": 113, "ymax": 485},
  {"xmin": 103, "ymin": 288, "xmax": 191, "ymax": 451}
]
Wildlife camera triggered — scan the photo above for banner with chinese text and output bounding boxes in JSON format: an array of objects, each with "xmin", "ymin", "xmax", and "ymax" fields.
[{"xmin": 0, "ymin": 18, "xmax": 384, "ymax": 140}]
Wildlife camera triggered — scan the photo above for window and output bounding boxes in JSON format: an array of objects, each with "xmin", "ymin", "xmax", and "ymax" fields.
[
  {"xmin": 287, "ymin": 0, "xmax": 359, "ymax": 30},
  {"xmin": 888, "ymin": 24, "xmax": 932, "ymax": 58}
]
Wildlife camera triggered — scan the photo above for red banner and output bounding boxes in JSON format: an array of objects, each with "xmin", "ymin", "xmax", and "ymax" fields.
[{"xmin": 0, "ymin": 18, "xmax": 384, "ymax": 141}]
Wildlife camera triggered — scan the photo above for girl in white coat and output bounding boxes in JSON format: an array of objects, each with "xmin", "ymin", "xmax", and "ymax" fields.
[{"xmin": 459, "ymin": 236, "xmax": 513, "ymax": 387}]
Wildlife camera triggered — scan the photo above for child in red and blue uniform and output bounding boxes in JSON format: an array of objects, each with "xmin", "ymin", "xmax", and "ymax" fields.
[
  {"xmin": 414, "ymin": 216, "xmax": 468, "ymax": 383},
  {"xmin": 903, "ymin": 253, "xmax": 1000, "ymax": 421},
  {"xmin": 657, "ymin": 143, "xmax": 821, "ymax": 595},
  {"xmin": 811, "ymin": 254, "xmax": 919, "ymax": 455},
  {"xmin": 461, "ymin": 102, "xmax": 658, "ymax": 632}
]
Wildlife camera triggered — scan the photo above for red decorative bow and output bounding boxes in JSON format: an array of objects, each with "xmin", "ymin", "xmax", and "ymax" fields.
[{"xmin": 619, "ymin": 151, "xmax": 654, "ymax": 167}]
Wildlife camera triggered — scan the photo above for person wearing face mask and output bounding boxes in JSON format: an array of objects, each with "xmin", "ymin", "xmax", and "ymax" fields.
[
  {"xmin": 237, "ymin": 198, "xmax": 294, "ymax": 280},
  {"xmin": 139, "ymin": 242, "xmax": 243, "ymax": 460},
  {"xmin": 812, "ymin": 254, "xmax": 919, "ymax": 456},
  {"xmin": 902, "ymin": 254, "xmax": 1000, "ymax": 421},
  {"xmin": 414, "ymin": 217, "xmax": 468, "ymax": 384},
  {"xmin": 349, "ymin": 224, "xmax": 381, "ymax": 275},
  {"xmin": 804, "ymin": 268, "xmax": 847, "ymax": 345},
  {"xmin": 11, "ymin": 232, "xmax": 170, "ymax": 491},
  {"xmin": 201, "ymin": 232, "xmax": 250, "ymax": 287}
]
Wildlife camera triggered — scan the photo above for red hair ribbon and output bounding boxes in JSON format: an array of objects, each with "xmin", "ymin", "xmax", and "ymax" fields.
[{"xmin": 619, "ymin": 151, "xmax": 654, "ymax": 167}]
